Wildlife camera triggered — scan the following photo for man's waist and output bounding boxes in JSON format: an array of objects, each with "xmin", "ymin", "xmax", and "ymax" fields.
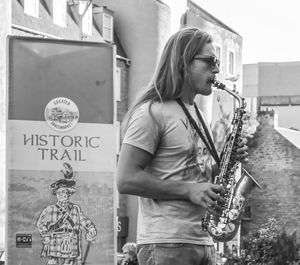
[{"xmin": 52, "ymin": 227, "xmax": 79, "ymax": 233}]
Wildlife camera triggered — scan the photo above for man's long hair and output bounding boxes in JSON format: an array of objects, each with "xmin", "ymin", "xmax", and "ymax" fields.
[{"xmin": 122, "ymin": 27, "xmax": 212, "ymax": 135}]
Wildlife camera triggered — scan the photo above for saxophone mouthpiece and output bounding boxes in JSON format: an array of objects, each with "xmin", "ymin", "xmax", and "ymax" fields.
[{"xmin": 212, "ymin": 80, "xmax": 226, "ymax": 90}]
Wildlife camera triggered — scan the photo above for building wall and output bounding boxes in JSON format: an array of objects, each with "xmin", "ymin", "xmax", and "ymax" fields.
[
  {"xmin": 243, "ymin": 62, "xmax": 300, "ymax": 129},
  {"xmin": 244, "ymin": 62, "xmax": 300, "ymax": 98},
  {"xmin": 98, "ymin": 0, "xmax": 171, "ymax": 105},
  {"xmin": 12, "ymin": 0, "xmax": 105, "ymax": 41},
  {"xmin": 243, "ymin": 111, "xmax": 300, "ymax": 238},
  {"xmin": 258, "ymin": 62, "xmax": 300, "ymax": 96},
  {"xmin": 185, "ymin": 0, "xmax": 243, "ymax": 127},
  {"xmin": 243, "ymin": 64, "xmax": 258, "ymax": 97},
  {"xmin": 116, "ymin": 59, "xmax": 129, "ymax": 123}
]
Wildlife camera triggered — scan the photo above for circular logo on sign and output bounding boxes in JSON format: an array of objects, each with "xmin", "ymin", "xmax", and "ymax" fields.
[{"xmin": 44, "ymin": 97, "xmax": 79, "ymax": 132}]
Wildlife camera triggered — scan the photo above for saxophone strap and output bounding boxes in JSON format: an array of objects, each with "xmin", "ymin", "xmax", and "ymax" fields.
[{"xmin": 176, "ymin": 98, "xmax": 220, "ymax": 167}]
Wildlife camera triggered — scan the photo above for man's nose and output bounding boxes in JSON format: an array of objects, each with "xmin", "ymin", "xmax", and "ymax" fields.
[{"xmin": 212, "ymin": 64, "xmax": 220, "ymax": 74}]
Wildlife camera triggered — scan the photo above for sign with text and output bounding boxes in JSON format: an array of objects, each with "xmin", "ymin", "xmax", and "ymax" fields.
[{"xmin": 7, "ymin": 36, "xmax": 116, "ymax": 265}]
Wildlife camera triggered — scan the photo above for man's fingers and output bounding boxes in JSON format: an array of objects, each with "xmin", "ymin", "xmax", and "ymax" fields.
[
  {"xmin": 208, "ymin": 190, "xmax": 225, "ymax": 205},
  {"xmin": 206, "ymin": 206, "xmax": 222, "ymax": 216},
  {"xmin": 238, "ymin": 137, "xmax": 248, "ymax": 146},
  {"xmin": 236, "ymin": 145, "xmax": 248, "ymax": 153},
  {"xmin": 211, "ymin": 184, "xmax": 226, "ymax": 196},
  {"xmin": 236, "ymin": 151, "xmax": 248, "ymax": 159}
]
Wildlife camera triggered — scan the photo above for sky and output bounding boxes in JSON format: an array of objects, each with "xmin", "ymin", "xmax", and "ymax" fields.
[{"xmin": 166, "ymin": 0, "xmax": 300, "ymax": 64}]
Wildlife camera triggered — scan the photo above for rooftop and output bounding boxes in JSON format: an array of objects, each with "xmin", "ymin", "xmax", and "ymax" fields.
[
  {"xmin": 275, "ymin": 127, "xmax": 300, "ymax": 149},
  {"xmin": 188, "ymin": 0, "xmax": 240, "ymax": 35}
]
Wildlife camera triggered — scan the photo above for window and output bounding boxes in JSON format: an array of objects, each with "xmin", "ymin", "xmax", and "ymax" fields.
[
  {"xmin": 228, "ymin": 50, "xmax": 235, "ymax": 75},
  {"xmin": 79, "ymin": 1, "xmax": 93, "ymax": 35},
  {"xmin": 24, "ymin": 0, "xmax": 39, "ymax": 18},
  {"xmin": 115, "ymin": 67, "xmax": 121, "ymax": 102},
  {"xmin": 215, "ymin": 45, "xmax": 221, "ymax": 60},
  {"xmin": 53, "ymin": 0, "xmax": 67, "ymax": 27},
  {"xmin": 214, "ymin": 44, "xmax": 222, "ymax": 72},
  {"xmin": 103, "ymin": 13, "xmax": 113, "ymax": 42}
]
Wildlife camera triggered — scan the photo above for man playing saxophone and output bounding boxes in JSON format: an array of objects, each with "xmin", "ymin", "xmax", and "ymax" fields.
[{"xmin": 117, "ymin": 27, "xmax": 248, "ymax": 265}]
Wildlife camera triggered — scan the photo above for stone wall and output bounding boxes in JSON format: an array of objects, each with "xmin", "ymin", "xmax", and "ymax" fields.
[{"xmin": 242, "ymin": 110, "xmax": 300, "ymax": 239}]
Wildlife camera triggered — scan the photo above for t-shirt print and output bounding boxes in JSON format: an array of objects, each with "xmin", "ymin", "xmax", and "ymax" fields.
[{"xmin": 181, "ymin": 117, "xmax": 213, "ymax": 183}]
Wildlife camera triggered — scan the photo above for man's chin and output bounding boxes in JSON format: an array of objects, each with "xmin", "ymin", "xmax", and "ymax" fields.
[
  {"xmin": 202, "ymin": 87, "xmax": 212, "ymax": 96},
  {"xmin": 196, "ymin": 85, "xmax": 212, "ymax": 96}
]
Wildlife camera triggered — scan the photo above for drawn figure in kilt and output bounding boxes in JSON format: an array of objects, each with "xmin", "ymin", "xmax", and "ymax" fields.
[{"xmin": 37, "ymin": 163, "xmax": 97, "ymax": 265}]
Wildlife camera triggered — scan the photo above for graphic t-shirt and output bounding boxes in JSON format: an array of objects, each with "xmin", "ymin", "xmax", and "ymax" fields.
[{"xmin": 123, "ymin": 100, "xmax": 215, "ymax": 245}]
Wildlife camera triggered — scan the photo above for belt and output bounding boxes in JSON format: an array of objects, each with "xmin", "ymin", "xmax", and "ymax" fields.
[{"xmin": 54, "ymin": 227, "xmax": 78, "ymax": 233}]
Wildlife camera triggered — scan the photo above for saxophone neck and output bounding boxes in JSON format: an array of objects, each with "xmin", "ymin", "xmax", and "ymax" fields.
[{"xmin": 212, "ymin": 80, "xmax": 246, "ymax": 110}]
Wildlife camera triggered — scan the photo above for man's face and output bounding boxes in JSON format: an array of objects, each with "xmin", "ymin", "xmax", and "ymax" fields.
[
  {"xmin": 188, "ymin": 43, "xmax": 220, "ymax": 96},
  {"xmin": 56, "ymin": 188, "xmax": 70, "ymax": 202}
]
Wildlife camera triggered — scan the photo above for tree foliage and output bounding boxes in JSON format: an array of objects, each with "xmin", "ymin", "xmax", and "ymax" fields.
[{"xmin": 226, "ymin": 218, "xmax": 300, "ymax": 265}]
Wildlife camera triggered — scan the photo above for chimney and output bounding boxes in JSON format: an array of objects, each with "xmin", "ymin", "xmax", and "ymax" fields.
[{"xmin": 257, "ymin": 110, "xmax": 276, "ymax": 127}]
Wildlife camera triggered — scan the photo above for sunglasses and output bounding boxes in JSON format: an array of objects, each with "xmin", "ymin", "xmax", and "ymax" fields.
[{"xmin": 193, "ymin": 55, "xmax": 220, "ymax": 68}]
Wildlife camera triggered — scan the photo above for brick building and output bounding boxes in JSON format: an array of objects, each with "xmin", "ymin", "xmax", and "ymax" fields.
[{"xmin": 243, "ymin": 110, "xmax": 300, "ymax": 239}]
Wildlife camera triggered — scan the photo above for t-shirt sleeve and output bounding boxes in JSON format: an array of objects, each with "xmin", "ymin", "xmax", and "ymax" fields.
[{"xmin": 123, "ymin": 104, "xmax": 162, "ymax": 155}]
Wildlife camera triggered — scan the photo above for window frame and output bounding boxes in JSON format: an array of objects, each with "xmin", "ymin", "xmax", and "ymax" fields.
[
  {"xmin": 214, "ymin": 43, "xmax": 222, "ymax": 72},
  {"xmin": 115, "ymin": 67, "xmax": 121, "ymax": 102},
  {"xmin": 102, "ymin": 13, "xmax": 113, "ymax": 42},
  {"xmin": 227, "ymin": 49, "xmax": 235, "ymax": 76}
]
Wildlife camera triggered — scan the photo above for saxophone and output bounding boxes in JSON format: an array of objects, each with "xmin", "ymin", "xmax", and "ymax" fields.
[{"xmin": 202, "ymin": 80, "xmax": 261, "ymax": 242}]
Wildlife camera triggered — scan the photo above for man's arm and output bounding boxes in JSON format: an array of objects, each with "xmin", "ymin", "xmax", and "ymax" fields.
[{"xmin": 117, "ymin": 143, "xmax": 225, "ymax": 215}]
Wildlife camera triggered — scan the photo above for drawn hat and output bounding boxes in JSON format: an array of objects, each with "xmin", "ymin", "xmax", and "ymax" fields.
[{"xmin": 51, "ymin": 163, "xmax": 76, "ymax": 194}]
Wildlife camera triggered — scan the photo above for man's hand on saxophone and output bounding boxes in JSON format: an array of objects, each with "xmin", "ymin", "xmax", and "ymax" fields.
[
  {"xmin": 187, "ymin": 182, "xmax": 226, "ymax": 215},
  {"xmin": 232, "ymin": 137, "xmax": 249, "ymax": 163}
]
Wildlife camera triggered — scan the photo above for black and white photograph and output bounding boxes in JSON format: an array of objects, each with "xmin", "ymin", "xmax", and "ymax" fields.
[{"xmin": 1, "ymin": 0, "xmax": 300, "ymax": 264}]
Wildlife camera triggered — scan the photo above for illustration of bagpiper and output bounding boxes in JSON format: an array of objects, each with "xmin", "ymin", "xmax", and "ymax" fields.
[{"xmin": 37, "ymin": 163, "xmax": 97, "ymax": 265}]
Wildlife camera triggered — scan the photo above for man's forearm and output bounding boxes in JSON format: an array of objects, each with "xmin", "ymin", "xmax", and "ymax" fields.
[{"xmin": 117, "ymin": 169, "xmax": 191, "ymax": 201}]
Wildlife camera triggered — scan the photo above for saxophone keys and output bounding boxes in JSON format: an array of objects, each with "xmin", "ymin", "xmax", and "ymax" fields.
[
  {"xmin": 224, "ymin": 222, "xmax": 236, "ymax": 233},
  {"xmin": 228, "ymin": 209, "xmax": 239, "ymax": 221}
]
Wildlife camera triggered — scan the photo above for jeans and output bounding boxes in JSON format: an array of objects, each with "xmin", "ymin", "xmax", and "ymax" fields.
[{"xmin": 137, "ymin": 243, "xmax": 216, "ymax": 265}]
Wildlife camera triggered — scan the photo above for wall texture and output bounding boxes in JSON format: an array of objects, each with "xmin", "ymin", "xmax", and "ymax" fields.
[
  {"xmin": 242, "ymin": 110, "xmax": 300, "ymax": 239},
  {"xmin": 98, "ymin": 0, "xmax": 171, "ymax": 105},
  {"xmin": 116, "ymin": 59, "xmax": 129, "ymax": 123}
]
